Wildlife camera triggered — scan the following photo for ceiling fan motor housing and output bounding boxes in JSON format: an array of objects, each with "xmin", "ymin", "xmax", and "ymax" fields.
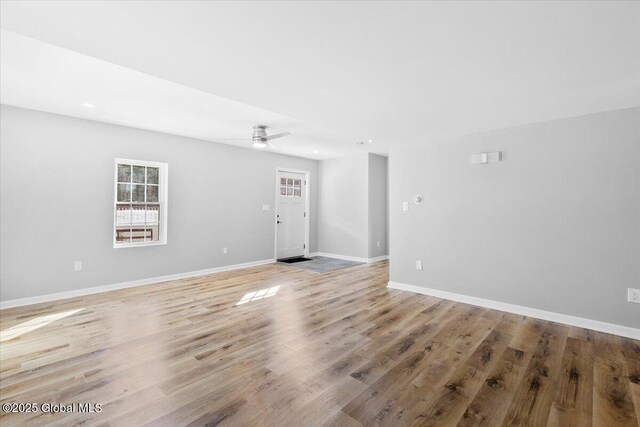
[{"xmin": 252, "ymin": 125, "xmax": 268, "ymax": 144}]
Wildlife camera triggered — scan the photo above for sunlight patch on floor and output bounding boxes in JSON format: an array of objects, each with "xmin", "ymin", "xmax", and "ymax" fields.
[
  {"xmin": 236, "ymin": 286, "xmax": 280, "ymax": 306},
  {"xmin": 0, "ymin": 308, "xmax": 84, "ymax": 342}
]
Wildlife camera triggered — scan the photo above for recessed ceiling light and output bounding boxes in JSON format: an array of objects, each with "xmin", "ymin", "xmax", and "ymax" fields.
[
  {"xmin": 368, "ymin": 139, "xmax": 373, "ymax": 143},
  {"xmin": 313, "ymin": 150, "xmax": 318, "ymax": 154},
  {"xmin": 83, "ymin": 102, "xmax": 95, "ymax": 108}
]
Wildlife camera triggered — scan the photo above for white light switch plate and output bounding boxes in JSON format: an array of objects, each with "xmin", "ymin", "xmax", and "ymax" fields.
[
  {"xmin": 262, "ymin": 204, "xmax": 270, "ymax": 211},
  {"xmin": 403, "ymin": 202, "xmax": 409, "ymax": 211},
  {"xmin": 628, "ymin": 288, "xmax": 640, "ymax": 304},
  {"xmin": 416, "ymin": 260, "xmax": 423, "ymax": 271},
  {"xmin": 74, "ymin": 261, "xmax": 82, "ymax": 271}
]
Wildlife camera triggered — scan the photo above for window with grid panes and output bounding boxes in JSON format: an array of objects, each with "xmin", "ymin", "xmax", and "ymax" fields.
[
  {"xmin": 114, "ymin": 159, "xmax": 168, "ymax": 247},
  {"xmin": 279, "ymin": 177, "xmax": 302, "ymax": 197}
]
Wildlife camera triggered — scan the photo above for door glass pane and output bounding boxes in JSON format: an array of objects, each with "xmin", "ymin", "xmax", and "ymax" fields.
[
  {"xmin": 294, "ymin": 179, "xmax": 301, "ymax": 188},
  {"xmin": 117, "ymin": 184, "xmax": 132, "ymax": 202},
  {"xmin": 287, "ymin": 178, "xmax": 293, "ymax": 187},
  {"xmin": 147, "ymin": 167, "xmax": 159, "ymax": 185},
  {"xmin": 280, "ymin": 187, "xmax": 286, "ymax": 196},
  {"xmin": 132, "ymin": 166, "xmax": 146, "ymax": 183},
  {"xmin": 294, "ymin": 189, "xmax": 301, "ymax": 197},
  {"xmin": 132, "ymin": 184, "xmax": 145, "ymax": 202},
  {"xmin": 118, "ymin": 164, "xmax": 131, "ymax": 183},
  {"xmin": 287, "ymin": 188, "xmax": 293, "ymax": 196},
  {"xmin": 280, "ymin": 177, "xmax": 287, "ymax": 186},
  {"xmin": 146, "ymin": 185, "xmax": 159, "ymax": 203}
]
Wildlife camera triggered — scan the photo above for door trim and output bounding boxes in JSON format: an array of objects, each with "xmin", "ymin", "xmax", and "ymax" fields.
[{"xmin": 274, "ymin": 167, "xmax": 310, "ymax": 260}]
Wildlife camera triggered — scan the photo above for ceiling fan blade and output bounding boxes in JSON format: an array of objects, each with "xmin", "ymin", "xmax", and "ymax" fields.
[
  {"xmin": 267, "ymin": 142, "xmax": 278, "ymax": 149},
  {"xmin": 212, "ymin": 138, "xmax": 252, "ymax": 141},
  {"xmin": 265, "ymin": 132, "xmax": 291, "ymax": 141}
]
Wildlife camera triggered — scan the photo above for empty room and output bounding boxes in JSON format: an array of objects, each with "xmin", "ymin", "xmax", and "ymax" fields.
[{"xmin": 0, "ymin": 1, "xmax": 639, "ymax": 426}]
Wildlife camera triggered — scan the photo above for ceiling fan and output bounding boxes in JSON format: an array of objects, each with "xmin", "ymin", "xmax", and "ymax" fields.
[{"xmin": 215, "ymin": 125, "xmax": 291, "ymax": 149}]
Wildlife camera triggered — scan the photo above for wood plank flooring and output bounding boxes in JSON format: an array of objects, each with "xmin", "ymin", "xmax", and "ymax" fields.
[{"xmin": 0, "ymin": 261, "xmax": 638, "ymax": 426}]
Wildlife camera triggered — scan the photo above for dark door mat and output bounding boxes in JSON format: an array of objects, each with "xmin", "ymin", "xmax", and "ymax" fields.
[{"xmin": 278, "ymin": 257, "xmax": 314, "ymax": 264}]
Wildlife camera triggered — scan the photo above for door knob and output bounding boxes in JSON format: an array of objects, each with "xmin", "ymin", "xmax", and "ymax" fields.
[{"xmin": 277, "ymin": 221, "xmax": 283, "ymax": 224}]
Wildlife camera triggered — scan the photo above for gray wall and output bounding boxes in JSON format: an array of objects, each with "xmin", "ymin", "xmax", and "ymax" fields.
[
  {"xmin": 389, "ymin": 106, "xmax": 640, "ymax": 328},
  {"xmin": 318, "ymin": 153, "xmax": 369, "ymax": 258},
  {"xmin": 318, "ymin": 153, "xmax": 389, "ymax": 260},
  {"xmin": 0, "ymin": 105, "xmax": 319, "ymax": 301},
  {"xmin": 368, "ymin": 154, "xmax": 388, "ymax": 258}
]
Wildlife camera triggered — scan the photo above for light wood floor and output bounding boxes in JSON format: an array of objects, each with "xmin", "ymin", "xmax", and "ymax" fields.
[{"xmin": 0, "ymin": 261, "xmax": 638, "ymax": 426}]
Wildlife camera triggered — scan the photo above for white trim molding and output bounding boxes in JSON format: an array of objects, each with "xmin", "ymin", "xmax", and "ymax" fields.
[
  {"xmin": 0, "ymin": 259, "xmax": 275, "ymax": 310},
  {"xmin": 315, "ymin": 252, "xmax": 389, "ymax": 264},
  {"xmin": 388, "ymin": 281, "xmax": 640, "ymax": 340}
]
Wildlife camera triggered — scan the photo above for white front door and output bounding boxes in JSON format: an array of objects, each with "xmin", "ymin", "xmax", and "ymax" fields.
[{"xmin": 276, "ymin": 171, "xmax": 307, "ymax": 260}]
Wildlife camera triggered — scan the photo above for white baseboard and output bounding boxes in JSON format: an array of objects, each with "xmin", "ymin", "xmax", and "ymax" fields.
[
  {"xmin": 368, "ymin": 255, "xmax": 389, "ymax": 263},
  {"xmin": 315, "ymin": 252, "xmax": 369, "ymax": 263},
  {"xmin": 0, "ymin": 259, "xmax": 276, "ymax": 310},
  {"xmin": 314, "ymin": 252, "xmax": 388, "ymax": 264},
  {"xmin": 387, "ymin": 281, "xmax": 640, "ymax": 340}
]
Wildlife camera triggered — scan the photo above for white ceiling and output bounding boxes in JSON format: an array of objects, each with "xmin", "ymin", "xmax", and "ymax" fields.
[
  {"xmin": 0, "ymin": 30, "xmax": 353, "ymax": 159},
  {"xmin": 1, "ymin": 1, "xmax": 639, "ymax": 158}
]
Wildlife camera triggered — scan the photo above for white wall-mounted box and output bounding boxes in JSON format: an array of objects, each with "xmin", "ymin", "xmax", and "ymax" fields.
[{"xmin": 471, "ymin": 151, "xmax": 502, "ymax": 164}]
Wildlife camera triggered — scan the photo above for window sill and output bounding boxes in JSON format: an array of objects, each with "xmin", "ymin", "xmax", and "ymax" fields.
[{"xmin": 113, "ymin": 241, "xmax": 167, "ymax": 249}]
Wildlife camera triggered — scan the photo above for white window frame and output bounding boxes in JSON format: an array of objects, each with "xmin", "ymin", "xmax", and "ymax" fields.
[{"xmin": 113, "ymin": 158, "xmax": 168, "ymax": 248}]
